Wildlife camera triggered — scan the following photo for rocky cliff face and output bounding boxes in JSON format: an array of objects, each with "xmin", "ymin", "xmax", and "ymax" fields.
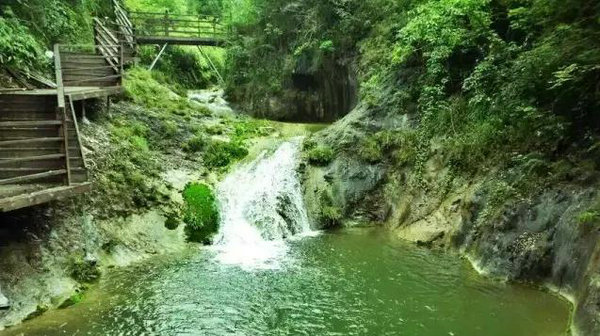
[{"xmin": 303, "ymin": 104, "xmax": 600, "ymax": 335}]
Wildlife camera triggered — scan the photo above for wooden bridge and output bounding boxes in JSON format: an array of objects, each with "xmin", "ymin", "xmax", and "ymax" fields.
[{"xmin": 0, "ymin": 1, "xmax": 226, "ymax": 212}]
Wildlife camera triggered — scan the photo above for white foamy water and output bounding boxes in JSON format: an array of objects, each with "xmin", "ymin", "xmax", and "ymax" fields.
[{"xmin": 214, "ymin": 139, "xmax": 312, "ymax": 269}]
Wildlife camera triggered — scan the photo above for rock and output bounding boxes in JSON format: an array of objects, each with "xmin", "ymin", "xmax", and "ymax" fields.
[
  {"xmin": 0, "ymin": 286, "xmax": 9, "ymax": 310},
  {"xmin": 0, "ymin": 293, "xmax": 8, "ymax": 310}
]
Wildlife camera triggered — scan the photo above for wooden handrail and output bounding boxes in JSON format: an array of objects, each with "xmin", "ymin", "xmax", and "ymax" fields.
[{"xmin": 68, "ymin": 96, "xmax": 89, "ymax": 171}]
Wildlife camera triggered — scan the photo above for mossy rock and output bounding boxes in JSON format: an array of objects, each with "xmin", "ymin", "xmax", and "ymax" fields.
[
  {"xmin": 306, "ymin": 145, "xmax": 335, "ymax": 166},
  {"xmin": 182, "ymin": 183, "xmax": 220, "ymax": 244},
  {"xmin": 70, "ymin": 259, "xmax": 101, "ymax": 284}
]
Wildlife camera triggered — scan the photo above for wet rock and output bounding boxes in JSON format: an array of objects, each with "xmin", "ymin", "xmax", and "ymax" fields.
[
  {"xmin": 23, "ymin": 304, "xmax": 49, "ymax": 321},
  {"xmin": 0, "ymin": 287, "xmax": 9, "ymax": 310}
]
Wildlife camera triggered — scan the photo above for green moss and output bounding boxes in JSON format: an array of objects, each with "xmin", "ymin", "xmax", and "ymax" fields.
[
  {"xmin": 358, "ymin": 137, "xmax": 383, "ymax": 163},
  {"xmin": 306, "ymin": 145, "xmax": 335, "ymax": 166},
  {"xmin": 182, "ymin": 183, "xmax": 220, "ymax": 244},
  {"xmin": 231, "ymin": 118, "xmax": 272, "ymax": 141},
  {"xmin": 59, "ymin": 291, "xmax": 85, "ymax": 309},
  {"xmin": 319, "ymin": 191, "xmax": 342, "ymax": 228}
]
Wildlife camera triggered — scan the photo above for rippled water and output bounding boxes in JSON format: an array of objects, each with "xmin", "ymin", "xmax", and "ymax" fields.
[{"xmin": 0, "ymin": 229, "xmax": 570, "ymax": 336}]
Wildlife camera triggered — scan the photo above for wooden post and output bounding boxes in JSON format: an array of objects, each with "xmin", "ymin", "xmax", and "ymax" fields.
[
  {"xmin": 53, "ymin": 44, "xmax": 65, "ymax": 109},
  {"xmin": 54, "ymin": 44, "xmax": 71, "ymax": 186},
  {"xmin": 213, "ymin": 17, "xmax": 217, "ymax": 39},
  {"xmin": 149, "ymin": 43, "xmax": 168, "ymax": 71},
  {"xmin": 81, "ymin": 100, "xmax": 87, "ymax": 120}
]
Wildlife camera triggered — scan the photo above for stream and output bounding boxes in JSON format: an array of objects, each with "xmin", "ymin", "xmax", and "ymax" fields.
[{"xmin": 0, "ymin": 140, "xmax": 571, "ymax": 336}]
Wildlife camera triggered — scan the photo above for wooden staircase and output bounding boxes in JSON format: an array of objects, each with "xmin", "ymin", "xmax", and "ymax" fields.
[{"xmin": 0, "ymin": 95, "xmax": 90, "ymax": 212}]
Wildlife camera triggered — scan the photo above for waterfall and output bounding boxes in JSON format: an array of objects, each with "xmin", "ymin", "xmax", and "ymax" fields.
[{"xmin": 214, "ymin": 139, "xmax": 312, "ymax": 269}]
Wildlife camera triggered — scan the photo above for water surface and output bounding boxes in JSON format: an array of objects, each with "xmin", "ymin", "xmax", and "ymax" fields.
[{"xmin": 0, "ymin": 228, "xmax": 570, "ymax": 336}]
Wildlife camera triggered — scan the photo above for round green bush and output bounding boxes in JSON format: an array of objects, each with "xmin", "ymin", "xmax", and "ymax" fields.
[{"xmin": 182, "ymin": 183, "xmax": 220, "ymax": 244}]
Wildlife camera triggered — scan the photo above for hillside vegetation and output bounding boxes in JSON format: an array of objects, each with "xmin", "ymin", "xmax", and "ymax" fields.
[{"xmin": 228, "ymin": 0, "xmax": 600, "ymax": 177}]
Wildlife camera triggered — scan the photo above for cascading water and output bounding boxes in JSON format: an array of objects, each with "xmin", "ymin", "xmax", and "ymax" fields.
[{"xmin": 213, "ymin": 139, "xmax": 313, "ymax": 269}]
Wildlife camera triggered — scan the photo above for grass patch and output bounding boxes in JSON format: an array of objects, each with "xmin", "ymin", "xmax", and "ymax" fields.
[{"xmin": 124, "ymin": 67, "xmax": 206, "ymax": 116}]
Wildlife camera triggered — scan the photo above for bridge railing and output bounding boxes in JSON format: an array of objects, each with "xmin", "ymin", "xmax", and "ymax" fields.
[{"xmin": 129, "ymin": 11, "xmax": 226, "ymax": 41}]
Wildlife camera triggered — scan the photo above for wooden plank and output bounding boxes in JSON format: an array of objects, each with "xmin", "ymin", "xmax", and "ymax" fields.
[
  {"xmin": 0, "ymin": 114, "xmax": 59, "ymax": 122},
  {"xmin": 0, "ymin": 154, "xmax": 66, "ymax": 166},
  {"xmin": 136, "ymin": 36, "xmax": 223, "ymax": 46},
  {"xmin": 0, "ymin": 183, "xmax": 91, "ymax": 212},
  {"xmin": 0, "ymin": 121, "xmax": 62, "ymax": 127},
  {"xmin": 0, "ymin": 148, "xmax": 80, "ymax": 157},
  {"xmin": 0, "ymin": 137, "xmax": 62, "ymax": 146},
  {"xmin": 61, "ymin": 65, "xmax": 115, "ymax": 71},
  {"xmin": 67, "ymin": 86, "xmax": 124, "ymax": 101},
  {"xmin": 63, "ymin": 74, "xmax": 122, "ymax": 85},
  {"xmin": 0, "ymin": 158, "xmax": 82, "ymax": 170},
  {"xmin": 0, "ymin": 169, "xmax": 66, "ymax": 185}
]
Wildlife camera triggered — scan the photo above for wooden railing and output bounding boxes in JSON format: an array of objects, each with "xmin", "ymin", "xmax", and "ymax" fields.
[
  {"xmin": 129, "ymin": 11, "xmax": 225, "ymax": 41},
  {"xmin": 112, "ymin": 0, "xmax": 135, "ymax": 49}
]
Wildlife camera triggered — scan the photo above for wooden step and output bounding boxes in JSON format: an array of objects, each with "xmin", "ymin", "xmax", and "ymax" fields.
[
  {"xmin": 0, "ymin": 127, "xmax": 78, "ymax": 137},
  {"xmin": 63, "ymin": 68, "xmax": 116, "ymax": 77},
  {"xmin": 0, "ymin": 147, "xmax": 81, "ymax": 158},
  {"xmin": 0, "ymin": 184, "xmax": 53, "ymax": 199},
  {"xmin": 0, "ymin": 158, "xmax": 83, "ymax": 170},
  {"xmin": 0, "ymin": 120, "xmax": 62, "ymax": 127},
  {"xmin": 0, "ymin": 154, "xmax": 66, "ymax": 166},
  {"xmin": 0, "ymin": 183, "xmax": 91, "ymax": 212},
  {"xmin": 0, "ymin": 111, "xmax": 58, "ymax": 121},
  {"xmin": 0, "ymin": 169, "xmax": 67, "ymax": 185},
  {"xmin": 0, "ymin": 168, "xmax": 87, "ymax": 182},
  {"xmin": 0, "ymin": 138, "xmax": 63, "ymax": 147},
  {"xmin": 0, "ymin": 96, "xmax": 56, "ymax": 105}
]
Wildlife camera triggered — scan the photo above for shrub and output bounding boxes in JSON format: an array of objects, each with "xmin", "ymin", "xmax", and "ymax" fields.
[
  {"xmin": 164, "ymin": 215, "xmax": 180, "ymax": 230},
  {"xmin": 182, "ymin": 183, "xmax": 220, "ymax": 244},
  {"xmin": 0, "ymin": 16, "xmax": 46, "ymax": 74},
  {"xmin": 70, "ymin": 258, "xmax": 101, "ymax": 283},
  {"xmin": 578, "ymin": 211, "xmax": 600, "ymax": 225},
  {"xmin": 183, "ymin": 134, "xmax": 207, "ymax": 153},
  {"xmin": 203, "ymin": 140, "xmax": 249, "ymax": 168},
  {"xmin": 306, "ymin": 145, "xmax": 335, "ymax": 166}
]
